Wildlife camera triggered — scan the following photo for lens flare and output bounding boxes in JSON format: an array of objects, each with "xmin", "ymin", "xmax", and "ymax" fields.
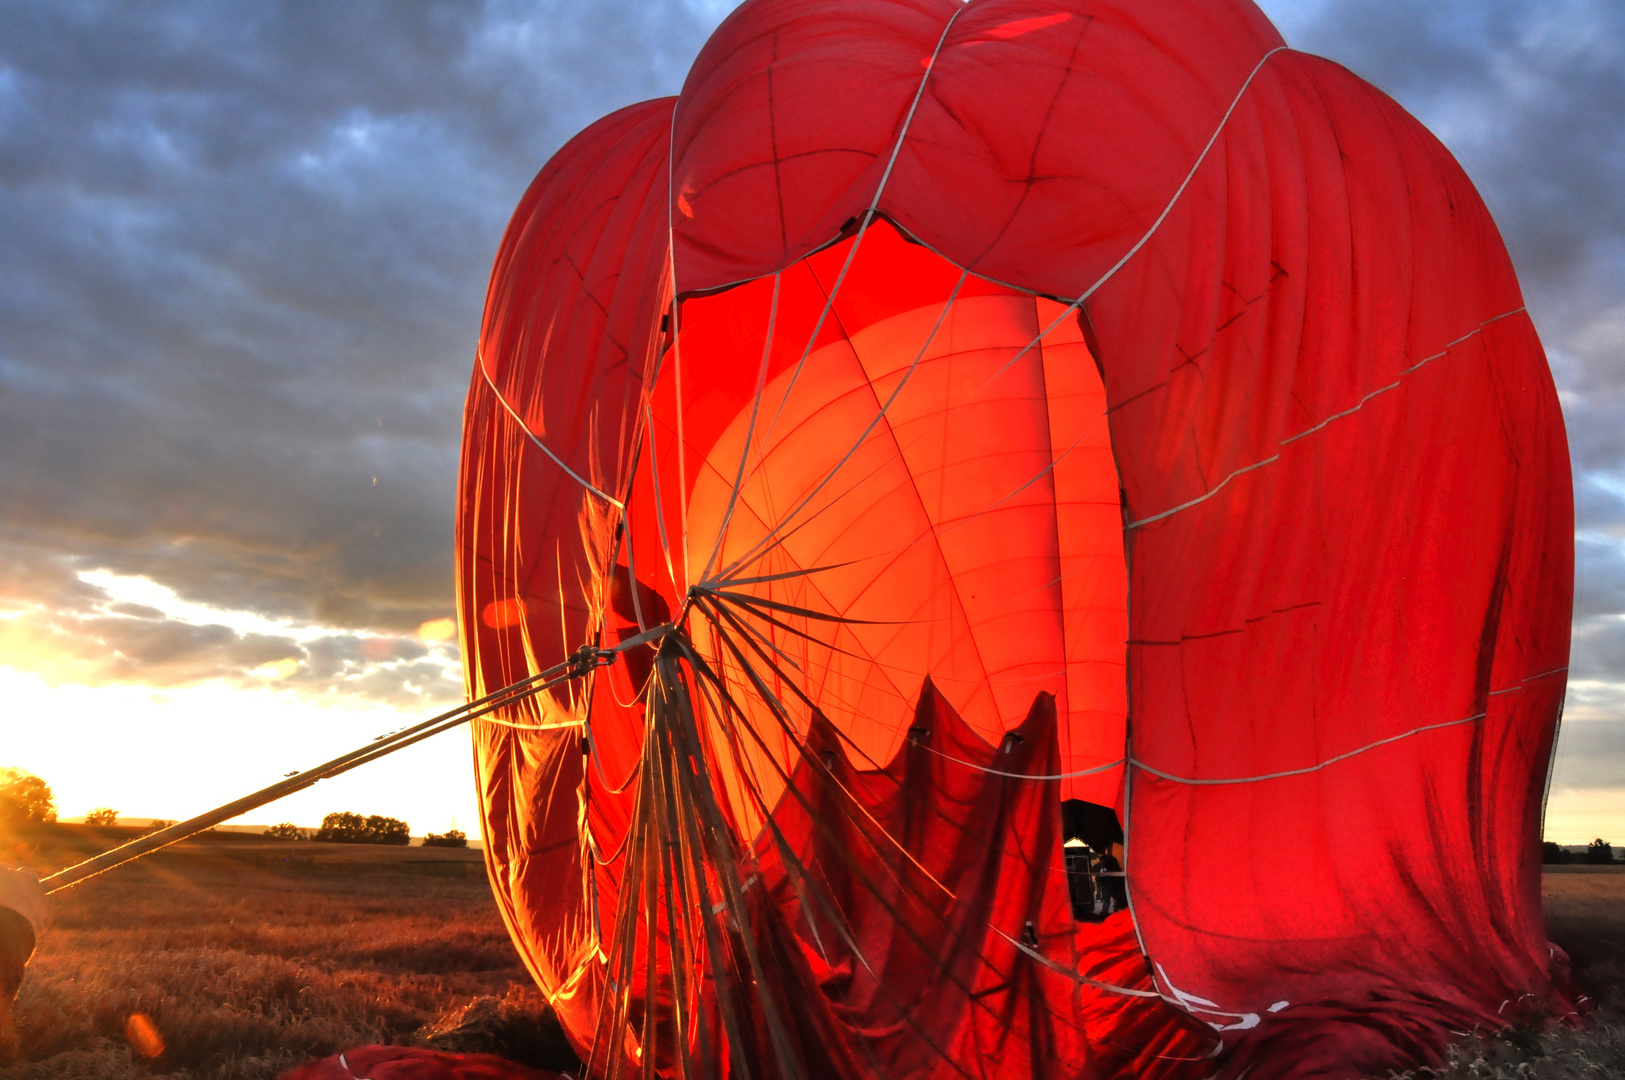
[
  {"xmin": 417, "ymin": 617, "xmax": 456, "ymax": 642},
  {"xmin": 480, "ymin": 599, "xmax": 524, "ymax": 630},
  {"xmin": 125, "ymin": 1013, "xmax": 164, "ymax": 1058},
  {"xmin": 251, "ymin": 658, "xmax": 299, "ymax": 679},
  {"xmin": 359, "ymin": 636, "xmax": 398, "ymax": 662}
]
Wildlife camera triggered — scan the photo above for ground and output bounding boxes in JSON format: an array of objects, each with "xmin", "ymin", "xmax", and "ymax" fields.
[
  {"xmin": 0, "ymin": 826, "xmax": 1622, "ymax": 1078},
  {"xmin": 1422, "ymin": 866, "xmax": 1625, "ymax": 1079},
  {"xmin": 0, "ymin": 824, "xmax": 578, "ymax": 1079}
]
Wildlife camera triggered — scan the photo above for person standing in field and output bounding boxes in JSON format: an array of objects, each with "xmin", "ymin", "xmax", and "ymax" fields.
[{"xmin": 0, "ymin": 867, "xmax": 44, "ymax": 1035}]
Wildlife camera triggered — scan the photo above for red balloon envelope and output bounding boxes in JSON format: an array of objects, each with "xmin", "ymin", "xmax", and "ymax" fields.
[{"xmin": 456, "ymin": 1, "xmax": 1576, "ymax": 1077}]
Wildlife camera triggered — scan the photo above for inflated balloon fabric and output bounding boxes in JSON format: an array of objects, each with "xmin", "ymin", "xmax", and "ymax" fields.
[{"xmin": 456, "ymin": 1, "xmax": 1576, "ymax": 1076}]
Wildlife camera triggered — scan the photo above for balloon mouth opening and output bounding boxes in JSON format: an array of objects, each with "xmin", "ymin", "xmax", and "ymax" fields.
[{"xmin": 603, "ymin": 213, "xmax": 1131, "ymax": 872}]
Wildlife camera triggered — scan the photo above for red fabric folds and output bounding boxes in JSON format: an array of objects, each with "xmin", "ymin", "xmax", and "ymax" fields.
[
  {"xmin": 752, "ymin": 681, "xmax": 1212, "ymax": 1078},
  {"xmin": 278, "ymin": 1047, "xmax": 562, "ymax": 1080},
  {"xmin": 457, "ymin": 0, "xmax": 1576, "ymax": 1076}
]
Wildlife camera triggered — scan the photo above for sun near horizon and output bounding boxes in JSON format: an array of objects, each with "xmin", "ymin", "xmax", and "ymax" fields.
[{"xmin": 1, "ymin": 566, "xmax": 482, "ymax": 840}]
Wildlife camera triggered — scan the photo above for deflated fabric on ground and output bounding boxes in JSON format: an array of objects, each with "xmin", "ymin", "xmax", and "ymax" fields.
[{"xmin": 279, "ymin": 1047, "xmax": 564, "ymax": 1080}]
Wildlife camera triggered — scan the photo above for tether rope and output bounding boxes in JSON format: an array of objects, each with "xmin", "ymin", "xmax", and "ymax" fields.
[{"xmin": 37, "ymin": 626, "xmax": 672, "ymax": 895}]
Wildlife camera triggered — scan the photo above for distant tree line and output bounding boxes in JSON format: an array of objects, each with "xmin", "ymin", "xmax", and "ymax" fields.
[
  {"xmin": 1543, "ymin": 839, "xmax": 1618, "ymax": 865},
  {"xmin": 0, "ymin": 772, "xmax": 458, "ymax": 851},
  {"xmin": 313, "ymin": 812, "xmax": 410, "ymax": 846},
  {"xmin": 260, "ymin": 818, "xmax": 470, "ymax": 847}
]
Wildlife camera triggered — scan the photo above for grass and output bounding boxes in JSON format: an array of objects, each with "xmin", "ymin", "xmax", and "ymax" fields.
[
  {"xmin": 2, "ymin": 826, "xmax": 1624, "ymax": 1078},
  {"xmin": 1397, "ymin": 867, "xmax": 1625, "ymax": 1078},
  {"xmin": 0, "ymin": 824, "xmax": 578, "ymax": 1079}
]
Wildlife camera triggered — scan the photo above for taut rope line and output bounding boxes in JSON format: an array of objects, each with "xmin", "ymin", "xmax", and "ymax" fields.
[{"xmin": 39, "ymin": 624, "xmax": 672, "ymax": 895}]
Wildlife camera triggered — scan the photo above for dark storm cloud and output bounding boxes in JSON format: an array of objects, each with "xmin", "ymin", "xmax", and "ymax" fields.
[{"xmin": 0, "ymin": 0, "xmax": 727, "ymax": 660}]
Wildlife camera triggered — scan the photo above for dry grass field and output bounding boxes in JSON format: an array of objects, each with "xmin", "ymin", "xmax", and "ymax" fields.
[
  {"xmin": 1387, "ymin": 867, "xmax": 1625, "ymax": 1078},
  {"xmin": 0, "ymin": 825, "xmax": 577, "ymax": 1079},
  {"xmin": 1, "ymin": 825, "xmax": 1624, "ymax": 1079}
]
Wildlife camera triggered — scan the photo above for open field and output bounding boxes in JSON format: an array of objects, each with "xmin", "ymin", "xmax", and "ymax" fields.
[
  {"xmin": 2, "ymin": 826, "xmax": 1624, "ymax": 1078},
  {"xmin": 0, "ymin": 825, "xmax": 577, "ymax": 1079},
  {"xmin": 1378, "ymin": 868, "xmax": 1625, "ymax": 1079}
]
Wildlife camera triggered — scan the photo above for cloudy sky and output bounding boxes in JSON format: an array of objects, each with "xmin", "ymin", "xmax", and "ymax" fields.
[{"xmin": 0, "ymin": 0, "xmax": 1620, "ymax": 842}]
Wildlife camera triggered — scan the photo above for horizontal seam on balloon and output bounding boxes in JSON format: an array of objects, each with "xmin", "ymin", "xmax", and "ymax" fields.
[
  {"xmin": 899, "ymin": 670, "xmax": 1578, "ymax": 783},
  {"xmin": 1122, "ymin": 305, "xmax": 1527, "ymax": 530},
  {"xmin": 1124, "ymin": 455, "xmax": 1279, "ymax": 530},
  {"xmin": 1489, "ymin": 665, "xmax": 1568, "ymax": 693},
  {"xmin": 714, "ymin": 385, "xmax": 1109, "ymax": 593},
  {"xmin": 1278, "ymin": 306, "xmax": 1528, "ymax": 446},
  {"xmin": 476, "ymin": 350, "xmax": 624, "ymax": 509},
  {"xmin": 914, "ymin": 743, "xmax": 1126, "ymax": 780},
  {"xmin": 1132, "ymin": 715, "xmax": 1485, "ymax": 785},
  {"xmin": 1129, "ymin": 667, "xmax": 1566, "ymax": 784}
]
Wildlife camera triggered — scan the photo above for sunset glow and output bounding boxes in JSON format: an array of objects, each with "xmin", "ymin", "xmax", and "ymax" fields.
[{"xmin": 1, "ymin": 567, "xmax": 469, "ymax": 834}]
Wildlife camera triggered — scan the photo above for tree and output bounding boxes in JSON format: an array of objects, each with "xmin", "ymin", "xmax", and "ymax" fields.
[
  {"xmin": 263, "ymin": 823, "xmax": 307, "ymax": 841},
  {"xmin": 366, "ymin": 814, "xmax": 411, "ymax": 846},
  {"xmin": 1586, "ymin": 838, "xmax": 1615, "ymax": 865},
  {"xmin": 1542, "ymin": 841, "xmax": 1573, "ymax": 865},
  {"xmin": 423, "ymin": 829, "xmax": 468, "ymax": 849},
  {"xmin": 0, "ymin": 768, "xmax": 57, "ymax": 825},
  {"xmin": 314, "ymin": 812, "xmax": 368, "ymax": 843},
  {"xmin": 85, "ymin": 807, "xmax": 119, "ymax": 826},
  {"xmin": 314, "ymin": 812, "xmax": 410, "ymax": 845}
]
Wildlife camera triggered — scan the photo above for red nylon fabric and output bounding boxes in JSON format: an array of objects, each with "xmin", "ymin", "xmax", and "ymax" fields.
[
  {"xmin": 277, "ymin": 1047, "xmax": 562, "ymax": 1080},
  {"xmin": 750, "ymin": 682, "xmax": 1208, "ymax": 1078},
  {"xmin": 633, "ymin": 223, "xmax": 1129, "ymax": 820},
  {"xmin": 456, "ymin": 0, "xmax": 1576, "ymax": 1076}
]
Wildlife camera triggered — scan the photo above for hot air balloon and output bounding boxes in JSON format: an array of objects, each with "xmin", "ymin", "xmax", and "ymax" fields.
[{"xmin": 456, "ymin": 0, "xmax": 1576, "ymax": 1076}]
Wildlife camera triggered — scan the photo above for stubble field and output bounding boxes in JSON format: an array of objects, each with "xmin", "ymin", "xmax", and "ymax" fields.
[
  {"xmin": 1, "ymin": 825, "xmax": 1623, "ymax": 1079},
  {"xmin": 0, "ymin": 825, "xmax": 577, "ymax": 1079}
]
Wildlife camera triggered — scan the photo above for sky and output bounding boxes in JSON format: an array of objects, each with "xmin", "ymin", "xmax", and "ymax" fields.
[{"xmin": 0, "ymin": 0, "xmax": 1621, "ymax": 843}]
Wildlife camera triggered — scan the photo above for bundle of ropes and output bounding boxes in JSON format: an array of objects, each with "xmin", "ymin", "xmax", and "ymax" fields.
[{"xmin": 32, "ymin": 627, "xmax": 668, "ymax": 896}]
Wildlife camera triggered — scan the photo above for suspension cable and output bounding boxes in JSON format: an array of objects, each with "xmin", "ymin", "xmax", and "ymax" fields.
[{"xmin": 39, "ymin": 628, "xmax": 671, "ymax": 895}]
